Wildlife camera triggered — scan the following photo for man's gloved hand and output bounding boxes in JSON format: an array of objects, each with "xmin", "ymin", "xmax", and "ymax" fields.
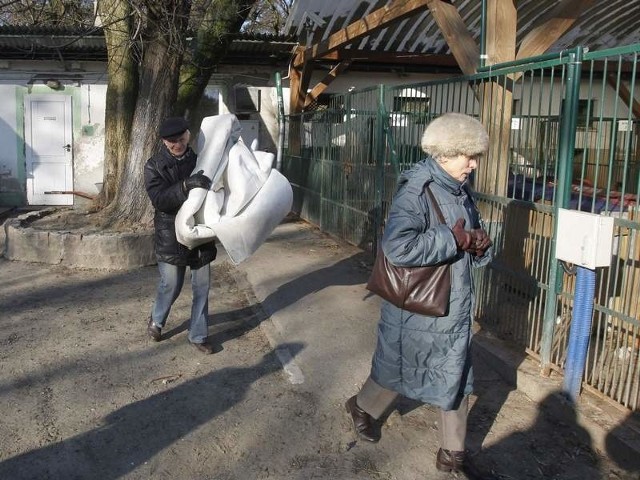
[
  {"xmin": 182, "ymin": 170, "xmax": 211, "ymax": 194},
  {"xmin": 451, "ymin": 218, "xmax": 474, "ymax": 251},
  {"xmin": 470, "ymin": 228, "xmax": 492, "ymax": 257}
]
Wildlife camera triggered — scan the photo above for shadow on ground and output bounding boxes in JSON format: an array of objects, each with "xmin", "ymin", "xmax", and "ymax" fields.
[{"xmin": 0, "ymin": 343, "xmax": 304, "ymax": 480}]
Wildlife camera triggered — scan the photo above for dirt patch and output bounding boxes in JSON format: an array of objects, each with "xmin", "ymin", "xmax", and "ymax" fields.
[
  {"xmin": 0, "ymin": 259, "xmax": 285, "ymax": 479},
  {"xmin": 27, "ymin": 208, "xmax": 150, "ymax": 234}
]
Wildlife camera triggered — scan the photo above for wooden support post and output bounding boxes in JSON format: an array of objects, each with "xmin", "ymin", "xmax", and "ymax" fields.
[
  {"xmin": 288, "ymin": 46, "xmax": 314, "ymax": 157},
  {"xmin": 476, "ymin": 0, "xmax": 516, "ymax": 219}
]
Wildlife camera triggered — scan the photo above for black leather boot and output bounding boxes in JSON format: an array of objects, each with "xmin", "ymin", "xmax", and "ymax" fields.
[
  {"xmin": 436, "ymin": 448, "xmax": 466, "ymax": 473},
  {"xmin": 345, "ymin": 395, "xmax": 380, "ymax": 443},
  {"xmin": 147, "ymin": 317, "xmax": 161, "ymax": 342}
]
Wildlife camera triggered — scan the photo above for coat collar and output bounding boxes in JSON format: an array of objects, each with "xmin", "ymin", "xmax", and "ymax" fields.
[
  {"xmin": 158, "ymin": 145, "xmax": 195, "ymax": 165},
  {"xmin": 427, "ymin": 159, "xmax": 465, "ymax": 195},
  {"xmin": 404, "ymin": 157, "xmax": 465, "ymax": 195}
]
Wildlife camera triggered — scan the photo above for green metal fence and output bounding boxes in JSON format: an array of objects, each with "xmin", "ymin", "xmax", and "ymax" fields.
[{"xmin": 282, "ymin": 43, "xmax": 640, "ymax": 410}]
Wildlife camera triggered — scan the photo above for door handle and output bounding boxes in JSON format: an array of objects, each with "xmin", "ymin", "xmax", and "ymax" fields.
[{"xmin": 63, "ymin": 144, "xmax": 71, "ymax": 152}]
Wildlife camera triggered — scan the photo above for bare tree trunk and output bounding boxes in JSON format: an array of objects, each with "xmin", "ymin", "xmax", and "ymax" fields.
[
  {"xmin": 106, "ymin": 0, "xmax": 190, "ymax": 227},
  {"xmin": 91, "ymin": 0, "xmax": 255, "ymax": 228},
  {"xmin": 110, "ymin": 47, "xmax": 182, "ymax": 226},
  {"xmin": 94, "ymin": 0, "xmax": 138, "ymax": 209}
]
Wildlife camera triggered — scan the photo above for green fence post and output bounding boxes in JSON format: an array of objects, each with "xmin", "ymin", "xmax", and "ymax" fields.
[
  {"xmin": 373, "ymin": 84, "xmax": 387, "ymax": 253},
  {"xmin": 319, "ymin": 110, "xmax": 325, "ymax": 231},
  {"xmin": 540, "ymin": 47, "xmax": 583, "ymax": 373},
  {"xmin": 274, "ymin": 72, "xmax": 285, "ymax": 171}
]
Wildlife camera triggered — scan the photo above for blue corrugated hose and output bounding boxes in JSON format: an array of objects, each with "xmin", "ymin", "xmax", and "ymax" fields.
[{"xmin": 563, "ymin": 266, "xmax": 596, "ymax": 402}]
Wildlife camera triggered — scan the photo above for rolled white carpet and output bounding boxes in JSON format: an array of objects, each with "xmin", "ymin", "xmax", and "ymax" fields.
[{"xmin": 175, "ymin": 114, "xmax": 292, "ymax": 264}]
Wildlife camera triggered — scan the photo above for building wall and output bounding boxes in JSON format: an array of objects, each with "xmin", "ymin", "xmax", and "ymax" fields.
[
  {"xmin": 0, "ymin": 62, "xmax": 289, "ymax": 208},
  {"xmin": 0, "ymin": 58, "xmax": 109, "ymax": 208},
  {"xmin": 0, "ymin": 85, "xmax": 22, "ymax": 206},
  {"xmin": 0, "ymin": 59, "xmax": 449, "ymax": 208},
  {"xmin": 74, "ymin": 83, "xmax": 107, "ymax": 206}
]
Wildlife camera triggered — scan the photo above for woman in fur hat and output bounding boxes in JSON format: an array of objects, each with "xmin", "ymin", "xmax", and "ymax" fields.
[{"xmin": 345, "ymin": 112, "xmax": 493, "ymax": 474}]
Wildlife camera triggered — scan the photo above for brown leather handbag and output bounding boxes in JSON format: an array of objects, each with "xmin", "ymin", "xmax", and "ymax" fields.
[{"xmin": 366, "ymin": 184, "xmax": 451, "ymax": 316}]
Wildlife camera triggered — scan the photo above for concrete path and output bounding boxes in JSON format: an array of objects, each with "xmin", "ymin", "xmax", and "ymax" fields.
[{"xmin": 232, "ymin": 218, "xmax": 640, "ymax": 478}]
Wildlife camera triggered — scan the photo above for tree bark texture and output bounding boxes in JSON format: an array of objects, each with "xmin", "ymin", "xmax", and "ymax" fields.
[
  {"xmin": 176, "ymin": 0, "xmax": 255, "ymax": 120},
  {"xmin": 95, "ymin": 0, "xmax": 138, "ymax": 209},
  {"xmin": 98, "ymin": 0, "xmax": 190, "ymax": 227},
  {"xmin": 96, "ymin": 0, "xmax": 255, "ymax": 227},
  {"xmin": 104, "ymin": 0, "xmax": 191, "ymax": 226}
]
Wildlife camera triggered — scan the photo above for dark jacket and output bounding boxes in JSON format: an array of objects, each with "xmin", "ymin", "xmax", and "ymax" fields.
[
  {"xmin": 370, "ymin": 158, "xmax": 492, "ymax": 410},
  {"xmin": 144, "ymin": 145, "xmax": 217, "ymax": 268}
]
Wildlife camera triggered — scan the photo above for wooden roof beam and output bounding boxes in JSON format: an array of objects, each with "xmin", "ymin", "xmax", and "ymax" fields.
[
  {"xmin": 607, "ymin": 74, "xmax": 640, "ymax": 119},
  {"xmin": 315, "ymin": 49, "xmax": 459, "ymax": 67},
  {"xmin": 293, "ymin": 0, "xmax": 430, "ymax": 68},
  {"xmin": 425, "ymin": 0, "xmax": 479, "ymax": 75},
  {"xmin": 304, "ymin": 60, "xmax": 353, "ymax": 108},
  {"xmin": 289, "ymin": 45, "xmax": 314, "ymax": 115},
  {"xmin": 516, "ymin": 0, "xmax": 596, "ymax": 60}
]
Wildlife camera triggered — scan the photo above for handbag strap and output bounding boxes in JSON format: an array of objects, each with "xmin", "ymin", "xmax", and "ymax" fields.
[{"xmin": 424, "ymin": 183, "xmax": 446, "ymax": 225}]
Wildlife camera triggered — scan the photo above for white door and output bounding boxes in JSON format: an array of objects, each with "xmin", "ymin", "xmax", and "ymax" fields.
[{"xmin": 24, "ymin": 95, "xmax": 73, "ymax": 205}]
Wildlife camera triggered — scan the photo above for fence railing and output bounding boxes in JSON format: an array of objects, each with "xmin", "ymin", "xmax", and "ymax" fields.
[{"xmin": 282, "ymin": 43, "xmax": 640, "ymax": 410}]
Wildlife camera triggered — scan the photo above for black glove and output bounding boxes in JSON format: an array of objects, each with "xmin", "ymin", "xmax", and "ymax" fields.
[
  {"xmin": 182, "ymin": 170, "xmax": 211, "ymax": 194},
  {"xmin": 451, "ymin": 218, "xmax": 474, "ymax": 251}
]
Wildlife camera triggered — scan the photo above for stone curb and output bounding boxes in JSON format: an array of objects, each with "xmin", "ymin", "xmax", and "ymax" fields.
[{"xmin": 3, "ymin": 209, "xmax": 155, "ymax": 270}]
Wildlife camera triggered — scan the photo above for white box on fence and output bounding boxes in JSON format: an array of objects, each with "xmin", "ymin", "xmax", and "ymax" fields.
[{"xmin": 555, "ymin": 208, "xmax": 614, "ymax": 269}]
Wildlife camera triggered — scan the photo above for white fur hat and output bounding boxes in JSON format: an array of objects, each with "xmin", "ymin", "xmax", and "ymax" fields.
[{"xmin": 421, "ymin": 113, "xmax": 489, "ymax": 158}]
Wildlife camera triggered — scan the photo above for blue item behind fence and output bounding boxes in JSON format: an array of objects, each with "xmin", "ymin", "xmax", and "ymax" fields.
[{"xmin": 563, "ymin": 266, "xmax": 596, "ymax": 402}]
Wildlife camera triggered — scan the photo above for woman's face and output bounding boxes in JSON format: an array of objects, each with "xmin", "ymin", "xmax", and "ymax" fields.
[{"xmin": 438, "ymin": 153, "xmax": 480, "ymax": 182}]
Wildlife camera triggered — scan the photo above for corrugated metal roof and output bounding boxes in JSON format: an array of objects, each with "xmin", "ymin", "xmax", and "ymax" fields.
[
  {"xmin": 285, "ymin": 0, "xmax": 640, "ymax": 56},
  {"xmin": 225, "ymin": 34, "xmax": 297, "ymax": 64},
  {"xmin": 0, "ymin": 26, "xmax": 105, "ymax": 60},
  {"xmin": 6, "ymin": 1, "xmax": 638, "ymax": 68},
  {"xmin": 0, "ymin": 26, "xmax": 296, "ymax": 63}
]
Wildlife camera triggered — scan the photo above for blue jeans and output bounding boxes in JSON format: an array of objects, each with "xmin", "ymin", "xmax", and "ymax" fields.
[{"xmin": 150, "ymin": 262, "xmax": 210, "ymax": 344}]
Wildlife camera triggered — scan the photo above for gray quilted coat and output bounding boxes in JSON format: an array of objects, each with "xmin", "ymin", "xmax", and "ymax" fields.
[{"xmin": 370, "ymin": 157, "xmax": 492, "ymax": 410}]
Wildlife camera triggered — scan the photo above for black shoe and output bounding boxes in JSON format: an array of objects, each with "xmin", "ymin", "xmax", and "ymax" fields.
[
  {"xmin": 436, "ymin": 448, "xmax": 466, "ymax": 473},
  {"xmin": 190, "ymin": 340, "xmax": 214, "ymax": 354},
  {"xmin": 345, "ymin": 395, "xmax": 380, "ymax": 443},
  {"xmin": 147, "ymin": 317, "xmax": 161, "ymax": 342}
]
